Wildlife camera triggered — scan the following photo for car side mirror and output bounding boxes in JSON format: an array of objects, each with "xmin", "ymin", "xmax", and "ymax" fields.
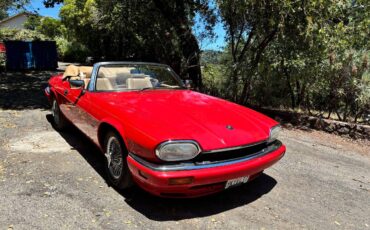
[
  {"xmin": 184, "ymin": 79, "xmax": 193, "ymax": 89},
  {"xmin": 69, "ymin": 79, "xmax": 85, "ymax": 89}
]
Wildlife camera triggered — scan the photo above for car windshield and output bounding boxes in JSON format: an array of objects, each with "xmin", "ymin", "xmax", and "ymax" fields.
[{"xmin": 95, "ymin": 64, "xmax": 185, "ymax": 91}]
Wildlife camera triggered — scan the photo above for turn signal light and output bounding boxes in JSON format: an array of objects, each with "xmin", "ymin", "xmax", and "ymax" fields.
[{"xmin": 168, "ymin": 177, "xmax": 194, "ymax": 185}]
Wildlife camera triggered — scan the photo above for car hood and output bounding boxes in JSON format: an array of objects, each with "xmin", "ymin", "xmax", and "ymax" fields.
[{"xmin": 96, "ymin": 90, "xmax": 278, "ymax": 151}]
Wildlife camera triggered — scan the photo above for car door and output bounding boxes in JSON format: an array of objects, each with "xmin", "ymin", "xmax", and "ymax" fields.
[
  {"xmin": 58, "ymin": 79, "xmax": 81, "ymax": 120},
  {"xmin": 59, "ymin": 80, "xmax": 100, "ymax": 145},
  {"xmin": 69, "ymin": 91, "xmax": 100, "ymax": 144},
  {"xmin": 57, "ymin": 79, "xmax": 76, "ymax": 121}
]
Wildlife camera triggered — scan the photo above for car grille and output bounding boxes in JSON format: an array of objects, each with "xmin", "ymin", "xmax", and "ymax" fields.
[{"xmin": 194, "ymin": 141, "xmax": 270, "ymax": 164}]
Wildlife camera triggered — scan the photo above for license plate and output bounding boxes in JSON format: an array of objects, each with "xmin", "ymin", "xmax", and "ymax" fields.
[{"xmin": 225, "ymin": 176, "xmax": 249, "ymax": 189}]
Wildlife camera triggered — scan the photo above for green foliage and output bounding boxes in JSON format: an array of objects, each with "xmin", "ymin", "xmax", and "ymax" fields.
[
  {"xmin": 200, "ymin": 50, "xmax": 223, "ymax": 65},
  {"xmin": 25, "ymin": 15, "xmax": 64, "ymax": 39},
  {"xmin": 38, "ymin": 17, "xmax": 64, "ymax": 38},
  {"xmin": 42, "ymin": 0, "xmax": 369, "ymax": 122},
  {"xmin": 199, "ymin": 0, "xmax": 369, "ymax": 123},
  {"xmin": 202, "ymin": 64, "xmax": 227, "ymax": 96},
  {"xmin": 23, "ymin": 15, "xmax": 70, "ymax": 60},
  {"xmin": 55, "ymin": 36, "xmax": 90, "ymax": 62},
  {"xmin": 58, "ymin": 0, "xmax": 215, "ymax": 88},
  {"xmin": 0, "ymin": 11, "xmax": 9, "ymax": 21},
  {"xmin": 0, "ymin": 28, "xmax": 47, "ymax": 41},
  {"xmin": 43, "ymin": 0, "xmax": 63, "ymax": 8},
  {"xmin": 0, "ymin": 0, "xmax": 30, "ymax": 20},
  {"xmin": 24, "ymin": 14, "xmax": 42, "ymax": 30}
]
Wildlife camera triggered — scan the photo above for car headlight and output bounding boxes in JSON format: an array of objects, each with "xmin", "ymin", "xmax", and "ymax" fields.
[
  {"xmin": 155, "ymin": 141, "xmax": 201, "ymax": 161},
  {"xmin": 268, "ymin": 125, "xmax": 281, "ymax": 143}
]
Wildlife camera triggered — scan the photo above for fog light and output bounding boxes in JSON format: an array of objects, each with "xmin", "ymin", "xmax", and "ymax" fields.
[{"xmin": 168, "ymin": 177, "xmax": 194, "ymax": 185}]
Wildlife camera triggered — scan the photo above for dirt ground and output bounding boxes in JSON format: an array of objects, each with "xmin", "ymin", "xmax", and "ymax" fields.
[{"xmin": 0, "ymin": 69, "xmax": 369, "ymax": 229}]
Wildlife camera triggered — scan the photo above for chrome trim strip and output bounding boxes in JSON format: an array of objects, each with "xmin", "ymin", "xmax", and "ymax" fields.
[
  {"xmin": 129, "ymin": 140, "xmax": 282, "ymax": 171},
  {"xmin": 87, "ymin": 62, "xmax": 100, "ymax": 92},
  {"xmin": 202, "ymin": 140, "xmax": 267, "ymax": 154}
]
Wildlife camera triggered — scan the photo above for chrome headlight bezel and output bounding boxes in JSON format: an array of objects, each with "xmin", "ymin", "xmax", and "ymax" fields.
[
  {"xmin": 268, "ymin": 125, "xmax": 281, "ymax": 143},
  {"xmin": 155, "ymin": 140, "xmax": 201, "ymax": 162}
]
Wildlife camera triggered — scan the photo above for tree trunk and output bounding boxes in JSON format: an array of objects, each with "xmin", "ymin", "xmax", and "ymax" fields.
[
  {"xmin": 295, "ymin": 80, "xmax": 301, "ymax": 107},
  {"xmin": 152, "ymin": 0, "xmax": 202, "ymax": 90},
  {"xmin": 283, "ymin": 66, "xmax": 295, "ymax": 109},
  {"xmin": 336, "ymin": 110, "xmax": 343, "ymax": 121}
]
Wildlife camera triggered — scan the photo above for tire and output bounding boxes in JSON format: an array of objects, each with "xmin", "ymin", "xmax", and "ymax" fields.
[
  {"xmin": 104, "ymin": 131, "xmax": 133, "ymax": 189},
  {"xmin": 51, "ymin": 99, "xmax": 69, "ymax": 131}
]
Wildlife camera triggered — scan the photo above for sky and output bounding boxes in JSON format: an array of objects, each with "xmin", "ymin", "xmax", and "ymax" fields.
[
  {"xmin": 193, "ymin": 14, "xmax": 226, "ymax": 51},
  {"xmin": 25, "ymin": 0, "xmax": 62, "ymax": 18},
  {"xmin": 202, "ymin": 24, "xmax": 226, "ymax": 51},
  {"xmin": 22, "ymin": 0, "xmax": 226, "ymax": 50}
]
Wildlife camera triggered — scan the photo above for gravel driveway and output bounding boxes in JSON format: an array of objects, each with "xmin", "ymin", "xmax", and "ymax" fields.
[{"xmin": 0, "ymin": 70, "xmax": 369, "ymax": 229}]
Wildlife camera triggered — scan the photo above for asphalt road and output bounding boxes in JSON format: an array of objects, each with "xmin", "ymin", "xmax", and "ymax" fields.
[{"xmin": 0, "ymin": 70, "xmax": 369, "ymax": 229}]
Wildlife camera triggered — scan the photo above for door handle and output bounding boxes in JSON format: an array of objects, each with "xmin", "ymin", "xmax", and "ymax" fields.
[{"xmin": 64, "ymin": 90, "xmax": 68, "ymax": 96}]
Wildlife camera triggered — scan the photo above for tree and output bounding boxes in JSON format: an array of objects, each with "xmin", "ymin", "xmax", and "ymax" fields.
[
  {"xmin": 0, "ymin": 11, "xmax": 8, "ymax": 21},
  {"xmin": 24, "ymin": 14, "xmax": 42, "ymax": 30},
  {"xmin": 151, "ymin": 0, "xmax": 215, "ymax": 88},
  {"xmin": 24, "ymin": 14, "xmax": 65, "ymax": 39},
  {"xmin": 45, "ymin": 0, "xmax": 369, "ymax": 122},
  {"xmin": 217, "ymin": 0, "xmax": 293, "ymax": 103},
  {"xmin": 56, "ymin": 0, "xmax": 215, "ymax": 88},
  {"xmin": 38, "ymin": 17, "xmax": 64, "ymax": 38},
  {"xmin": 43, "ymin": 0, "xmax": 63, "ymax": 7},
  {"xmin": 0, "ymin": 0, "xmax": 30, "ymax": 20},
  {"xmin": 0, "ymin": 28, "xmax": 47, "ymax": 41},
  {"xmin": 207, "ymin": 0, "xmax": 369, "ymax": 122}
]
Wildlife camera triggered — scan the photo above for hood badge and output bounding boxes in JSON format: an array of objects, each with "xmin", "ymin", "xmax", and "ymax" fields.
[{"xmin": 226, "ymin": 125, "xmax": 234, "ymax": 130}]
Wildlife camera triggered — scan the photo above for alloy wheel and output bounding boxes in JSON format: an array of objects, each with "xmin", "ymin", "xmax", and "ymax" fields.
[{"xmin": 105, "ymin": 136, "xmax": 123, "ymax": 179}]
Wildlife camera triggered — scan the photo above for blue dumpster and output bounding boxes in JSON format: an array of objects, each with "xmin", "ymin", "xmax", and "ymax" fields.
[{"xmin": 4, "ymin": 41, "xmax": 57, "ymax": 70}]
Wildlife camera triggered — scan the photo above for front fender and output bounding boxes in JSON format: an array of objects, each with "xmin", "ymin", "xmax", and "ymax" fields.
[
  {"xmin": 98, "ymin": 117, "xmax": 128, "ymax": 148},
  {"xmin": 98, "ymin": 118, "xmax": 158, "ymax": 161}
]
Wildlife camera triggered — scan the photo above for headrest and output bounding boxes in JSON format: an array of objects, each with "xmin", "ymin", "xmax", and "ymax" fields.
[
  {"xmin": 79, "ymin": 66, "xmax": 93, "ymax": 78},
  {"xmin": 126, "ymin": 77, "xmax": 152, "ymax": 90},
  {"xmin": 62, "ymin": 65, "xmax": 93, "ymax": 80},
  {"xmin": 63, "ymin": 65, "xmax": 79, "ymax": 79}
]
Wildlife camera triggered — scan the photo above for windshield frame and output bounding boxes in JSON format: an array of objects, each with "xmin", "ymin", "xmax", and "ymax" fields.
[{"xmin": 87, "ymin": 62, "xmax": 186, "ymax": 92}]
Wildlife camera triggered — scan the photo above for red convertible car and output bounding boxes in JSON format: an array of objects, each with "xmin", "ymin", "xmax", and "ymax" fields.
[{"xmin": 45, "ymin": 62, "xmax": 285, "ymax": 198}]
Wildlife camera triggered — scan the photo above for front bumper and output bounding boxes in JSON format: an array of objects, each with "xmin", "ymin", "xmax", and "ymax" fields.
[{"xmin": 127, "ymin": 141, "xmax": 286, "ymax": 198}]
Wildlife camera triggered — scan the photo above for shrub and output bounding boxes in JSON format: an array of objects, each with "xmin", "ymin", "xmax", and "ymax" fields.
[
  {"xmin": 0, "ymin": 28, "xmax": 47, "ymax": 41},
  {"xmin": 55, "ymin": 37, "xmax": 90, "ymax": 62}
]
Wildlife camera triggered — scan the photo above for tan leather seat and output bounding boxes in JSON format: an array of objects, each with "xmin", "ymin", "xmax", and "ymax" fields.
[
  {"xmin": 96, "ymin": 78, "xmax": 114, "ymax": 91},
  {"xmin": 79, "ymin": 66, "xmax": 93, "ymax": 78},
  {"xmin": 126, "ymin": 77, "xmax": 152, "ymax": 90},
  {"xmin": 63, "ymin": 65, "xmax": 93, "ymax": 89},
  {"xmin": 63, "ymin": 65, "xmax": 93, "ymax": 79},
  {"xmin": 80, "ymin": 67, "xmax": 93, "ymax": 89},
  {"xmin": 63, "ymin": 65, "xmax": 79, "ymax": 79}
]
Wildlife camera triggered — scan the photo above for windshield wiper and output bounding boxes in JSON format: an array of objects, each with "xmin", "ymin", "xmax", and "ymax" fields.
[
  {"xmin": 140, "ymin": 86, "xmax": 186, "ymax": 91},
  {"xmin": 157, "ymin": 85, "xmax": 186, "ymax": 89},
  {"xmin": 140, "ymin": 87, "xmax": 155, "ymax": 91}
]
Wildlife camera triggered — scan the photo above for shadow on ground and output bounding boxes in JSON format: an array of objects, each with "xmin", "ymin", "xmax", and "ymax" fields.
[
  {"xmin": 0, "ymin": 70, "xmax": 61, "ymax": 110},
  {"xmin": 124, "ymin": 174, "xmax": 276, "ymax": 221},
  {"xmin": 46, "ymin": 115, "xmax": 277, "ymax": 221}
]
